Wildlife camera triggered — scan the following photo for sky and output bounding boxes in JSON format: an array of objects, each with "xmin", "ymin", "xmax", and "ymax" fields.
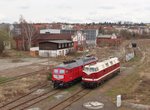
[{"xmin": 0, "ymin": 0, "xmax": 150, "ymax": 23}]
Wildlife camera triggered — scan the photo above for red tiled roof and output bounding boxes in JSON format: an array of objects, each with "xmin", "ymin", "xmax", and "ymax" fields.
[
  {"xmin": 36, "ymin": 33, "xmax": 72, "ymax": 40},
  {"xmin": 73, "ymin": 25, "xmax": 101, "ymax": 30}
]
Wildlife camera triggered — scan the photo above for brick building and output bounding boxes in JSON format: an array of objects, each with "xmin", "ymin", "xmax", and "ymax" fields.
[{"xmin": 96, "ymin": 34, "xmax": 121, "ymax": 47}]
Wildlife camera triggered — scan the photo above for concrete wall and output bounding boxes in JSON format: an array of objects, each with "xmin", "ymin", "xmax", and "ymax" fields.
[{"xmin": 39, "ymin": 48, "xmax": 73, "ymax": 57}]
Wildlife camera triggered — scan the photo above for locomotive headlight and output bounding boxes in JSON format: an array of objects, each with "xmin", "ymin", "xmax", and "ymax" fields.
[{"xmin": 53, "ymin": 75, "xmax": 64, "ymax": 80}]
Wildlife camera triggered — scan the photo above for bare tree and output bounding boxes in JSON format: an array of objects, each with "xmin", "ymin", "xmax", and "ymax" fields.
[
  {"xmin": 19, "ymin": 15, "xmax": 35, "ymax": 50},
  {"xmin": 0, "ymin": 24, "xmax": 10, "ymax": 54}
]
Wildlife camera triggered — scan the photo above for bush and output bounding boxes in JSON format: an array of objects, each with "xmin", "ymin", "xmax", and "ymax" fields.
[
  {"xmin": 0, "ymin": 41, "xmax": 4, "ymax": 54},
  {"xmin": 47, "ymin": 72, "xmax": 52, "ymax": 80}
]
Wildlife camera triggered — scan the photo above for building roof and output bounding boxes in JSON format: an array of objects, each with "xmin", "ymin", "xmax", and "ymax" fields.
[
  {"xmin": 97, "ymin": 34, "xmax": 112, "ymax": 38},
  {"xmin": 36, "ymin": 33, "xmax": 72, "ymax": 40},
  {"xmin": 40, "ymin": 40, "xmax": 73, "ymax": 44},
  {"xmin": 97, "ymin": 34, "xmax": 117, "ymax": 39}
]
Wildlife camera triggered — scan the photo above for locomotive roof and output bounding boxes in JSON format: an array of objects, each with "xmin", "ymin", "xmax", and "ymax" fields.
[
  {"xmin": 83, "ymin": 57, "xmax": 119, "ymax": 75},
  {"xmin": 55, "ymin": 56, "xmax": 97, "ymax": 69}
]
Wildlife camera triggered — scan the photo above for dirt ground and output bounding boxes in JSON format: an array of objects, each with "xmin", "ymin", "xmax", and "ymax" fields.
[
  {"xmin": 0, "ymin": 58, "xmax": 48, "ymax": 71},
  {"xmin": 0, "ymin": 57, "xmax": 58, "ymax": 105},
  {"xmin": 0, "ymin": 72, "xmax": 48, "ymax": 104},
  {"xmin": 105, "ymin": 39, "xmax": 150, "ymax": 107},
  {"xmin": 123, "ymin": 39, "xmax": 150, "ymax": 105}
]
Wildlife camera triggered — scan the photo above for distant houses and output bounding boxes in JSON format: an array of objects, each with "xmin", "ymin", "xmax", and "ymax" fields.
[
  {"xmin": 11, "ymin": 22, "xmax": 150, "ymax": 57},
  {"xmin": 97, "ymin": 34, "xmax": 121, "ymax": 47},
  {"xmin": 13, "ymin": 24, "xmax": 99, "ymax": 53}
]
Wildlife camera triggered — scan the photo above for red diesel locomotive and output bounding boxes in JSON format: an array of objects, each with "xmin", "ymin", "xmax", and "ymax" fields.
[
  {"xmin": 52, "ymin": 56, "xmax": 98, "ymax": 88},
  {"xmin": 82, "ymin": 57, "xmax": 120, "ymax": 88}
]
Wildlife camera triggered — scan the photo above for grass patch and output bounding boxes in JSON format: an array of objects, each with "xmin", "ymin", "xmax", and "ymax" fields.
[
  {"xmin": 123, "ymin": 55, "xmax": 141, "ymax": 67},
  {"xmin": 105, "ymin": 72, "xmax": 140, "ymax": 100},
  {"xmin": 64, "ymin": 84, "xmax": 79, "ymax": 92},
  {"xmin": 67, "ymin": 51, "xmax": 84, "ymax": 57},
  {"xmin": 1, "ymin": 49, "xmax": 32, "ymax": 58},
  {"xmin": 0, "ymin": 77, "xmax": 11, "ymax": 84}
]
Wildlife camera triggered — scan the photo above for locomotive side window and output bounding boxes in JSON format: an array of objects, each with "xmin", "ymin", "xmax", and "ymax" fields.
[
  {"xmin": 95, "ymin": 67, "xmax": 98, "ymax": 71},
  {"xmin": 102, "ymin": 65, "xmax": 105, "ymax": 69},
  {"xmin": 90, "ymin": 67, "xmax": 95, "ymax": 72},
  {"xmin": 110, "ymin": 61, "xmax": 113, "ymax": 65},
  {"xmin": 84, "ymin": 67, "xmax": 89, "ymax": 71},
  {"xmin": 60, "ymin": 70, "xmax": 65, "ymax": 74},
  {"xmin": 105, "ymin": 63, "xmax": 109, "ymax": 67},
  {"xmin": 54, "ymin": 69, "xmax": 59, "ymax": 74}
]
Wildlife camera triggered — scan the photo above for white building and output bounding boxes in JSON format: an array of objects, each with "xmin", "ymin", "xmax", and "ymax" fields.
[
  {"xmin": 40, "ymin": 29, "xmax": 61, "ymax": 34},
  {"xmin": 38, "ymin": 40, "xmax": 74, "ymax": 57},
  {"xmin": 71, "ymin": 31, "xmax": 86, "ymax": 50}
]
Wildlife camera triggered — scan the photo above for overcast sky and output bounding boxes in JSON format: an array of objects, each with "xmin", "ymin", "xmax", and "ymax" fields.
[{"xmin": 0, "ymin": 0, "xmax": 150, "ymax": 23}]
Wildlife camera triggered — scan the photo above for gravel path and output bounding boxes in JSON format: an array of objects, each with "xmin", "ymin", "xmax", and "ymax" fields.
[{"xmin": 0, "ymin": 58, "xmax": 48, "ymax": 71}]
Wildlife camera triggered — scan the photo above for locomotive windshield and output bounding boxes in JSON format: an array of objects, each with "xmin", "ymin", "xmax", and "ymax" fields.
[
  {"xmin": 84, "ymin": 67, "xmax": 89, "ymax": 71},
  {"xmin": 54, "ymin": 69, "xmax": 59, "ymax": 74},
  {"xmin": 59, "ymin": 70, "xmax": 65, "ymax": 74},
  {"xmin": 84, "ymin": 67, "xmax": 98, "ymax": 72},
  {"xmin": 53, "ymin": 69, "xmax": 65, "ymax": 74}
]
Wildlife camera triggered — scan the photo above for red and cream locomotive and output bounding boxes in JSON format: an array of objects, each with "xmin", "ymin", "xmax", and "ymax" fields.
[
  {"xmin": 52, "ymin": 56, "xmax": 98, "ymax": 88},
  {"xmin": 82, "ymin": 57, "xmax": 120, "ymax": 88}
]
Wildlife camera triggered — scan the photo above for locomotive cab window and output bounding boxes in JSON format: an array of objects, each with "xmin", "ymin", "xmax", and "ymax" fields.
[
  {"xmin": 90, "ymin": 67, "xmax": 96, "ymax": 72},
  {"xmin": 54, "ymin": 69, "xmax": 59, "ymax": 74},
  {"xmin": 95, "ymin": 67, "xmax": 99, "ymax": 71},
  {"xmin": 59, "ymin": 70, "xmax": 65, "ymax": 74},
  {"xmin": 84, "ymin": 67, "xmax": 89, "ymax": 71}
]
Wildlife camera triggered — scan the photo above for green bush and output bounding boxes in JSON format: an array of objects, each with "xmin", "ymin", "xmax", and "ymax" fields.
[{"xmin": 47, "ymin": 72, "xmax": 52, "ymax": 80}]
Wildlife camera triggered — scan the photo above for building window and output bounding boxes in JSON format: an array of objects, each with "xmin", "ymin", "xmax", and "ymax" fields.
[
  {"xmin": 62, "ymin": 44, "xmax": 64, "ymax": 48},
  {"xmin": 65, "ymin": 43, "xmax": 67, "ymax": 47},
  {"xmin": 58, "ymin": 44, "xmax": 61, "ymax": 48}
]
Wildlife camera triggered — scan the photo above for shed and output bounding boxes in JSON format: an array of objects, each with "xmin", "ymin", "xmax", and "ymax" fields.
[{"xmin": 39, "ymin": 40, "xmax": 74, "ymax": 57}]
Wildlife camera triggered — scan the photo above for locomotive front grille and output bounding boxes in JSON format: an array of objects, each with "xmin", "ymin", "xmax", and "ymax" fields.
[{"xmin": 53, "ymin": 75, "xmax": 64, "ymax": 80}]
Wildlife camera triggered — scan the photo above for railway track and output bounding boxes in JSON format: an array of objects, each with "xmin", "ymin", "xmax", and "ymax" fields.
[
  {"xmin": 0, "ymin": 85, "xmax": 58, "ymax": 110},
  {"xmin": 49, "ymin": 88, "xmax": 91, "ymax": 110},
  {"xmin": 1, "ymin": 84, "xmax": 90, "ymax": 110},
  {"xmin": 0, "ymin": 69, "xmax": 47, "ymax": 85},
  {"xmin": 0, "ymin": 82, "xmax": 48, "ymax": 108}
]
